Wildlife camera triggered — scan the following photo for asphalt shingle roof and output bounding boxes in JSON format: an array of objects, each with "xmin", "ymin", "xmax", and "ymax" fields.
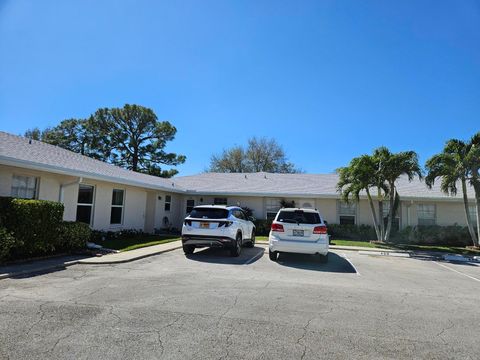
[
  {"xmin": 0, "ymin": 131, "xmax": 183, "ymax": 191},
  {"xmin": 175, "ymin": 172, "xmax": 475, "ymax": 200},
  {"xmin": 1, "ymin": 131, "xmax": 474, "ymax": 200}
]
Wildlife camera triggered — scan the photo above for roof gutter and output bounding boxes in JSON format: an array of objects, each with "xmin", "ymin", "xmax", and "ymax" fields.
[
  {"xmin": 0, "ymin": 155, "xmax": 186, "ymax": 194},
  {"xmin": 59, "ymin": 177, "xmax": 83, "ymax": 202}
]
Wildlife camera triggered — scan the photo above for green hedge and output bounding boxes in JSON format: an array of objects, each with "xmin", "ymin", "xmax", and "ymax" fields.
[
  {"xmin": 328, "ymin": 224, "xmax": 377, "ymax": 241},
  {"xmin": 59, "ymin": 221, "xmax": 91, "ymax": 251},
  {"xmin": 0, "ymin": 196, "xmax": 91, "ymax": 262},
  {"xmin": 327, "ymin": 223, "xmax": 474, "ymax": 246},
  {"xmin": 254, "ymin": 219, "xmax": 273, "ymax": 236},
  {"xmin": 0, "ymin": 227, "xmax": 15, "ymax": 261},
  {"xmin": 391, "ymin": 225, "xmax": 473, "ymax": 247}
]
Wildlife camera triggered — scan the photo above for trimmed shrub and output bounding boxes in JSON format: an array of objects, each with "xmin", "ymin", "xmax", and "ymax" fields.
[
  {"xmin": 59, "ymin": 221, "xmax": 91, "ymax": 251},
  {"xmin": 328, "ymin": 224, "xmax": 377, "ymax": 241},
  {"xmin": 91, "ymin": 228, "xmax": 146, "ymax": 243},
  {"xmin": 7, "ymin": 199, "xmax": 64, "ymax": 256},
  {"xmin": 0, "ymin": 227, "xmax": 15, "ymax": 261},
  {"xmin": 0, "ymin": 196, "xmax": 13, "ymax": 226},
  {"xmin": 391, "ymin": 225, "xmax": 472, "ymax": 247},
  {"xmin": 254, "ymin": 219, "xmax": 273, "ymax": 236}
]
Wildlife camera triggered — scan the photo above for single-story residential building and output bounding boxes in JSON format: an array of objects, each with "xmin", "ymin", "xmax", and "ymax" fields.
[{"xmin": 0, "ymin": 131, "xmax": 477, "ymax": 232}]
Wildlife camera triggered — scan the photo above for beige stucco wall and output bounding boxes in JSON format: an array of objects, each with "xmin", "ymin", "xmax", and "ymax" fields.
[
  {"xmin": 76, "ymin": 179, "xmax": 148, "ymax": 231},
  {"xmin": 1, "ymin": 163, "xmax": 476, "ymax": 231},
  {"xmin": 0, "ymin": 164, "xmax": 152, "ymax": 231}
]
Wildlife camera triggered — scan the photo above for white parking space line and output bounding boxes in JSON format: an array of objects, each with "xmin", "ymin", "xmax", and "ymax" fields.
[
  {"xmin": 244, "ymin": 248, "xmax": 266, "ymax": 265},
  {"xmin": 434, "ymin": 261, "xmax": 480, "ymax": 283},
  {"xmin": 341, "ymin": 253, "xmax": 360, "ymax": 276}
]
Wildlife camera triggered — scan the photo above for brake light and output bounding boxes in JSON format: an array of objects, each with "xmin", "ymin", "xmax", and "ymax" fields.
[
  {"xmin": 184, "ymin": 220, "xmax": 192, "ymax": 226},
  {"xmin": 313, "ymin": 225, "xmax": 327, "ymax": 234},
  {"xmin": 271, "ymin": 223, "xmax": 284, "ymax": 232}
]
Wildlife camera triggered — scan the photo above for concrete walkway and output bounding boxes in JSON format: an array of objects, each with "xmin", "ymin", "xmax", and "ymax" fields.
[{"xmin": 78, "ymin": 240, "xmax": 182, "ymax": 264}]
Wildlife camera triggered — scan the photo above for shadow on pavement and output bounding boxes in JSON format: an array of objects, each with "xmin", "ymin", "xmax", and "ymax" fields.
[
  {"xmin": 0, "ymin": 255, "xmax": 88, "ymax": 280},
  {"xmin": 275, "ymin": 252, "xmax": 357, "ymax": 273},
  {"xmin": 185, "ymin": 246, "xmax": 264, "ymax": 265}
]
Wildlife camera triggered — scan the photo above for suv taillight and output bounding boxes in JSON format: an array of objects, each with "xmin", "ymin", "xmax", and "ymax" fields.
[
  {"xmin": 219, "ymin": 221, "xmax": 233, "ymax": 228},
  {"xmin": 313, "ymin": 225, "xmax": 327, "ymax": 234},
  {"xmin": 184, "ymin": 220, "xmax": 192, "ymax": 226},
  {"xmin": 271, "ymin": 223, "xmax": 284, "ymax": 232}
]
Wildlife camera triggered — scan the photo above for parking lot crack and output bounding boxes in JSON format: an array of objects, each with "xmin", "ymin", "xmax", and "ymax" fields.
[
  {"xmin": 436, "ymin": 320, "xmax": 455, "ymax": 344},
  {"xmin": 296, "ymin": 317, "xmax": 314, "ymax": 360},
  {"xmin": 25, "ymin": 301, "xmax": 50, "ymax": 336}
]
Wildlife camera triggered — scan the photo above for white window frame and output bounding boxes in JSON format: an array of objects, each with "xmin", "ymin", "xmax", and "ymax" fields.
[
  {"xmin": 165, "ymin": 195, "xmax": 172, "ymax": 212},
  {"xmin": 337, "ymin": 200, "xmax": 357, "ymax": 225},
  {"xmin": 11, "ymin": 174, "xmax": 39, "ymax": 199},
  {"xmin": 110, "ymin": 189, "xmax": 125, "ymax": 226},
  {"xmin": 76, "ymin": 184, "xmax": 95, "ymax": 226},
  {"xmin": 417, "ymin": 204, "xmax": 436, "ymax": 226},
  {"xmin": 214, "ymin": 197, "xmax": 228, "ymax": 205},
  {"xmin": 266, "ymin": 198, "xmax": 282, "ymax": 220}
]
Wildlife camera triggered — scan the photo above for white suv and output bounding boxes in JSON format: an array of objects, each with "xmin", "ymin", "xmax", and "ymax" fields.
[
  {"xmin": 269, "ymin": 208, "xmax": 329, "ymax": 262},
  {"xmin": 182, "ymin": 205, "xmax": 256, "ymax": 257}
]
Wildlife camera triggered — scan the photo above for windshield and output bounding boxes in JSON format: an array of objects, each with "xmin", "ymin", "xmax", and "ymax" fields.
[
  {"xmin": 189, "ymin": 208, "xmax": 229, "ymax": 219},
  {"xmin": 276, "ymin": 210, "xmax": 321, "ymax": 224}
]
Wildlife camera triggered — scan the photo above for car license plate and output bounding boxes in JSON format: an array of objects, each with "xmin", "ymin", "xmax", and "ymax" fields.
[
  {"xmin": 293, "ymin": 229, "xmax": 304, "ymax": 237},
  {"xmin": 200, "ymin": 222, "xmax": 209, "ymax": 229}
]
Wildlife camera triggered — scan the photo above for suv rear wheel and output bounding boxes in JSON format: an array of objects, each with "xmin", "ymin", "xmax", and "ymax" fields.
[
  {"xmin": 269, "ymin": 250, "xmax": 278, "ymax": 261},
  {"xmin": 230, "ymin": 233, "xmax": 242, "ymax": 257},
  {"xmin": 245, "ymin": 230, "xmax": 255, "ymax": 248},
  {"xmin": 183, "ymin": 245, "xmax": 195, "ymax": 255}
]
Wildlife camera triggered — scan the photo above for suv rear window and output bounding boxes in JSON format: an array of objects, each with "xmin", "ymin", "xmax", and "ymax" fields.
[
  {"xmin": 189, "ymin": 208, "xmax": 229, "ymax": 219},
  {"xmin": 276, "ymin": 210, "xmax": 321, "ymax": 224}
]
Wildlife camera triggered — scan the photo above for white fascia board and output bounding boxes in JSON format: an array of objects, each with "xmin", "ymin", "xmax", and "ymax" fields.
[{"xmin": 0, "ymin": 156, "xmax": 186, "ymax": 194}]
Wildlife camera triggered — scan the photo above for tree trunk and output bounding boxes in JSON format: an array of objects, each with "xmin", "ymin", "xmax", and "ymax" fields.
[
  {"xmin": 366, "ymin": 188, "xmax": 381, "ymax": 241},
  {"xmin": 461, "ymin": 178, "xmax": 478, "ymax": 247},
  {"xmin": 384, "ymin": 183, "xmax": 395, "ymax": 242},
  {"xmin": 132, "ymin": 148, "xmax": 139, "ymax": 172},
  {"xmin": 474, "ymin": 184, "xmax": 480, "ymax": 248},
  {"xmin": 378, "ymin": 188, "xmax": 385, "ymax": 242}
]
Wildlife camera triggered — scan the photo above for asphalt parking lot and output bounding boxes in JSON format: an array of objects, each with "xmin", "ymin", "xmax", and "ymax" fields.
[{"xmin": 0, "ymin": 245, "xmax": 479, "ymax": 359}]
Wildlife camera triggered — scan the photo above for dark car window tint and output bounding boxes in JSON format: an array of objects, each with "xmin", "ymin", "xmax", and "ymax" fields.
[
  {"xmin": 277, "ymin": 211, "xmax": 320, "ymax": 224},
  {"xmin": 189, "ymin": 208, "xmax": 229, "ymax": 219},
  {"xmin": 234, "ymin": 210, "xmax": 245, "ymax": 220}
]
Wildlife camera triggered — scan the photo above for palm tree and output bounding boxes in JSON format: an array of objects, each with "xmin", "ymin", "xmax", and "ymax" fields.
[
  {"xmin": 337, "ymin": 154, "xmax": 385, "ymax": 242},
  {"xmin": 467, "ymin": 133, "xmax": 480, "ymax": 247},
  {"xmin": 425, "ymin": 139, "xmax": 479, "ymax": 248},
  {"xmin": 373, "ymin": 147, "xmax": 423, "ymax": 242}
]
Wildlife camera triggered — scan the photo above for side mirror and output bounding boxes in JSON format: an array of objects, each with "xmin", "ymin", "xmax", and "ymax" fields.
[{"xmin": 248, "ymin": 216, "xmax": 256, "ymax": 222}]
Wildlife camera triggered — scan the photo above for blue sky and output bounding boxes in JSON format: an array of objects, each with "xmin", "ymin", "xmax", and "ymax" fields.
[{"xmin": 1, "ymin": 0, "xmax": 479, "ymax": 176}]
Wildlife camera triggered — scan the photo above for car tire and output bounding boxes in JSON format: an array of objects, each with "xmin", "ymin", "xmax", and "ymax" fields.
[
  {"xmin": 230, "ymin": 234, "xmax": 242, "ymax": 257},
  {"xmin": 269, "ymin": 249, "xmax": 278, "ymax": 261},
  {"xmin": 245, "ymin": 230, "xmax": 255, "ymax": 248},
  {"xmin": 183, "ymin": 245, "xmax": 195, "ymax": 255}
]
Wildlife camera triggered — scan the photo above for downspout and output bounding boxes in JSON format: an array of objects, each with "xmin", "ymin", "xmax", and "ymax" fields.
[{"xmin": 59, "ymin": 177, "xmax": 83, "ymax": 203}]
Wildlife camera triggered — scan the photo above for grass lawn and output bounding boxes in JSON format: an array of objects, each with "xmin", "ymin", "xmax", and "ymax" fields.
[
  {"xmin": 258, "ymin": 236, "xmax": 479, "ymax": 256},
  {"xmin": 331, "ymin": 239, "xmax": 480, "ymax": 256},
  {"xmin": 99, "ymin": 235, "xmax": 181, "ymax": 252}
]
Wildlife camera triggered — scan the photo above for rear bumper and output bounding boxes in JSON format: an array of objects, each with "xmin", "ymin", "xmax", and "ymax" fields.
[
  {"xmin": 269, "ymin": 236, "xmax": 329, "ymax": 255},
  {"xmin": 182, "ymin": 235, "xmax": 236, "ymax": 248}
]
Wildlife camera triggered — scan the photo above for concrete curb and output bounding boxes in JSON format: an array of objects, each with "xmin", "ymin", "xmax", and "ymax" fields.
[
  {"xmin": 256, "ymin": 241, "xmax": 407, "ymax": 253},
  {"xmin": 0, "ymin": 242, "xmax": 183, "ymax": 280},
  {"xmin": 0, "ymin": 259, "xmax": 81, "ymax": 280}
]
